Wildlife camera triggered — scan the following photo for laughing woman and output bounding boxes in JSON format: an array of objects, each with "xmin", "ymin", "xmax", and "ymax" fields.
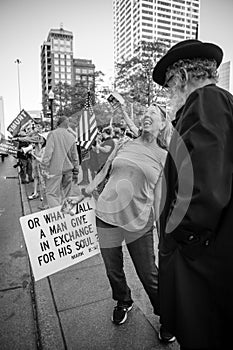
[{"xmin": 81, "ymin": 104, "xmax": 174, "ymax": 343}]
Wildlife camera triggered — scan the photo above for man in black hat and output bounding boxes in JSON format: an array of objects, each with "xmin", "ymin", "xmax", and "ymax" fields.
[{"xmin": 153, "ymin": 39, "xmax": 233, "ymax": 349}]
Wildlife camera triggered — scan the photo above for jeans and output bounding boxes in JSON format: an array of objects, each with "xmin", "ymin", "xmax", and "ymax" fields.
[
  {"xmin": 20, "ymin": 158, "xmax": 33, "ymax": 182},
  {"xmin": 96, "ymin": 216, "xmax": 159, "ymax": 315}
]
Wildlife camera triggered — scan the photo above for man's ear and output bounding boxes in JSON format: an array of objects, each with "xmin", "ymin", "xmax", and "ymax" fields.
[{"xmin": 180, "ymin": 68, "xmax": 188, "ymax": 88}]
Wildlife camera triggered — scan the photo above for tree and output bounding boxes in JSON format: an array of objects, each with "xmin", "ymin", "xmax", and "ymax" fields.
[{"xmin": 115, "ymin": 40, "xmax": 169, "ymax": 106}]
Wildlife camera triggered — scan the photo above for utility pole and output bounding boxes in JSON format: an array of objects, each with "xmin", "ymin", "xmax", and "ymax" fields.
[
  {"xmin": 14, "ymin": 59, "xmax": 22, "ymax": 112},
  {"xmin": 195, "ymin": 23, "xmax": 199, "ymax": 39}
]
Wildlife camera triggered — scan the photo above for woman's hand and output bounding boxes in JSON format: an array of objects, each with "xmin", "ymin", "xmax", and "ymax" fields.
[
  {"xmin": 61, "ymin": 194, "xmax": 84, "ymax": 215},
  {"xmin": 85, "ymin": 183, "xmax": 95, "ymax": 195}
]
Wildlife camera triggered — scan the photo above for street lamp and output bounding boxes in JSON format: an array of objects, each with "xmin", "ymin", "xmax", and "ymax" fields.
[
  {"xmin": 48, "ymin": 90, "xmax": 54, "ymax": 130},
  {"xmin": 14, "ymin": 59, "xmax": 22, "ymax": 112}
]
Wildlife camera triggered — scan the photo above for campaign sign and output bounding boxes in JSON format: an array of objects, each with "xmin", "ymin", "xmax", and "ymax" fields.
[
  {"xmin": 7, "ymin": 109, "xmax": 34, "ymax": 137},
  {"xmin": 0, "ymin": 139, "xmax": 19, "ymax": 156},
  {"xmin": 20, "ymin": 197, "xmax": 100, "ymax": 281}
]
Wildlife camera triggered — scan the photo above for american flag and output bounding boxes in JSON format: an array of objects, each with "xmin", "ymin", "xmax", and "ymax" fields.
[{"xmin": 77, "ymin": 91, "xmax": 98, "ymax": 149}]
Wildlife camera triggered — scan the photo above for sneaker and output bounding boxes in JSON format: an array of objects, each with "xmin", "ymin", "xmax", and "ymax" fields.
[
  {"xmin": 38, "ymin": 204, "xmax": 49, "ymax": 210},
  {"xmin": 111, "ymin": 302, "xmax": 133, "ymax": 325},
  {"xmin": 158, "ymin": 325, "xmax": 176, "ymax": 343},
  {"xmin": 22, "ymin": 180, "xmax": 29, "ymax": 184},
  {"xmin": 28, "ymin": 193, "xmax": 39, "ymax": 200}
]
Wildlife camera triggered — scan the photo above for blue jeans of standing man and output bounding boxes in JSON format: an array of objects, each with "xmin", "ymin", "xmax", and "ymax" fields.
[{"xmin": 96, "ymin": 216, "xmax": 159, "ymax": 315}]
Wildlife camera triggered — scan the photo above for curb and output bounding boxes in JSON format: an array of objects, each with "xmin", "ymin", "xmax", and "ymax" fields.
[{"xmin": 19, "ymin": 176, "xmax": 65, "ymax": 350}]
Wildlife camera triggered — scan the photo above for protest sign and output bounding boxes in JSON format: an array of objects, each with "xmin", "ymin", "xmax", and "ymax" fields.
[
  {"xmin": 7, "ymin": 109, "xmax": 34, "ymax": 137},
  {"xmin": 20, "ymin": 197, "xmax": 100, "ymax": 281},
  {"xmin": 0, "ymin": 139, "xmax": 18, "ymax": 156}
]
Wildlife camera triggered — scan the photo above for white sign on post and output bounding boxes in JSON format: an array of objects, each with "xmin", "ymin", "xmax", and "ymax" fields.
[{"xmin": 20, "ymin": 198, "xmax": 100, "ymax": 281}]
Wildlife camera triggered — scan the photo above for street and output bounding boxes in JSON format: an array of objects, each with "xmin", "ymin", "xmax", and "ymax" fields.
[{"xmin": 0, "ymin": 155, "xmax": 37, "ymax": 349}]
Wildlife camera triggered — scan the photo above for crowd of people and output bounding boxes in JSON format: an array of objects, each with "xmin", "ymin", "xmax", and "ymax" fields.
[
  {"xmin": 13, "ymin": 39, "xmax": 233, "ymax": 350},
  {"xmin": 12, "ymin": 114, "xmax": 136, "ymax": 209}
]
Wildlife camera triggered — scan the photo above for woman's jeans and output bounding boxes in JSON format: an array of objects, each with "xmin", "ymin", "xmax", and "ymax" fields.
[{"xmin": 96, "ymin": 216, "xmax": 159, "ymax": 315}]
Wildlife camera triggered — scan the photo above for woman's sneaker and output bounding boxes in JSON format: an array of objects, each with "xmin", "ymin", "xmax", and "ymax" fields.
[
  {"xmin": 158, "ymin": 325, "xmax": 176, "ymax": 343},
  {"xmin": 111, "ymin": 302, "xmax": 133, "ymax": 325}
]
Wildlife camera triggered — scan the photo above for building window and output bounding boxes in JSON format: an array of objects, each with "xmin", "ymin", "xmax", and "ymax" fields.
[
  {"xmin": 54, "ymin": 66, "xmax": 59, "ymax": 72},
  {"xmin": 82, "ymin": 69, "xmax": 88, "ymax": 74},
  {"xmin": 61, "ymin": 73, "xmax": 65, "ymax": 79},
  {"xmin": 142, "ymin": 10, "xmax": 153, "ymax": 15},
  {"xmin": 60, "ymin": 59, "xmax": 65, "ymax": 65},
  {"xmin": 142, "ymin": 35, "xmax": 153, "ymax": 39},
  {"xmin": 173, "ymin": 27, "xmax": 184, "ymax": 33},
  {"xmin": 66, "ymin": 73, "xmax": 71, "ymax": 79},
  {"xmin": 142, "ymin": 28, "xmax": 153, "ymax": 33},
  {"xmin": 66, "ymin": 67, "xmax": 71, "ymax": 73},
  {"xmin": 158, "ymin": 31, "xmax": 170, "ymax": 36},
  {"xmin": 60, "ymin": 54, "xmax": 65, "ymax": 59},
  {"xmin": 66, "ymin": 54, "xmax": 71, "ymax": 59},
  {"xmin": 142, "ymin": 16, "xmax": 153, "ymax": 21},
  {"xmin": 158, "ymin": 25, "xmax": 170, "ymax": 30},
  {"xmin": 173, "ymin": 33, "xmax": 185, "ymax": 38},
  {"xmin": 75, "ymin": 75, "xmax": 81, "ymax": 80},
  {"xmin": 158, "ymin": 1, "xmax": 171, "ymax": 6},
  {"xmin": 75, "ymin": 68, "xmax": 81, "ymax": 73},
  {"xmin": 60, "ymin": 67, "xmax": 65, "ymax": 72},
  {"xmin": 142, "ymin": 22, "xmax": 153, "ymax": 27},
  {"xmin": 54, "ymin": 59, "xmax": 59, "ymax": 65},
  {"xmin": 55, "ymin": 73, "xmax": 59, "ymax": 79},
  {"xmin": 142, "ymin": 3, "xmax": 153, "ymax": 9}
]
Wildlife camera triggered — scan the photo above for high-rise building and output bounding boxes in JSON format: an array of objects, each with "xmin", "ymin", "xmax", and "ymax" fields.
[
  {"xmin": 41, "ymin": 26, "xmax": 96, "ymax": 117},
  {"xmin": 73, "ymin": 58, "xmax": 95, "ymax": 89},
  {"xmin": 0, "ymin": 96, "xmax": 5, "ymax": 138},
  {"xmin": 218, "ymin": 61, "xmax": 231, "ymax": 92},
  {"xmin": 113, "ymin": 0, "xmax": 200, "ymax": 64},
  {"xmin": 41, "ymin": 26, "xmax": 74, "ymax": 115}
]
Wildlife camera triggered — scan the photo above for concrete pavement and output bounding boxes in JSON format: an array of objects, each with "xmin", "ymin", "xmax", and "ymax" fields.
[{"xmin": 2, "ymin": 155, "xmax": 179, "ymax": 349}]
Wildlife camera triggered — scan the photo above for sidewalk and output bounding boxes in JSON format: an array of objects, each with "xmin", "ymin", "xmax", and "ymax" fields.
[{"xmin": 20, "ymin": 179, "xmax": 179, "ymax": 350}]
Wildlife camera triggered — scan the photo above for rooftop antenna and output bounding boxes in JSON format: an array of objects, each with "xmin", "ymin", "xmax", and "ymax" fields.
[{"xmin": 60, "ymin": 22, "xmax": 64, "ymax": 30}]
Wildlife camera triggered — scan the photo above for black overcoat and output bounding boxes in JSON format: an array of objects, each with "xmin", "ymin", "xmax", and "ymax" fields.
[{"xmin": 159, "ymin": 84, "xmax": 233, "ymax": 349}]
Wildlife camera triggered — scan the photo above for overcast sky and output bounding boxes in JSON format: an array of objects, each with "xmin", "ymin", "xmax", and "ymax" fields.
[{"xmin": 1, "ymin": 0, "xmax": 233, "ymax": 131}]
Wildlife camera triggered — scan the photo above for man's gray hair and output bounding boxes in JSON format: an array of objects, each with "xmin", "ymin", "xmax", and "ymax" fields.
[{"xmin": 166, "ymin": 58, "xmax": 219, "ymax": 83}]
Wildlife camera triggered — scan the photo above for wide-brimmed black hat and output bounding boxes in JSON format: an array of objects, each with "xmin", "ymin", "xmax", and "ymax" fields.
[{"xmin": 153, "ymin": 39, "xmax": 223, "ymax": 86}]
